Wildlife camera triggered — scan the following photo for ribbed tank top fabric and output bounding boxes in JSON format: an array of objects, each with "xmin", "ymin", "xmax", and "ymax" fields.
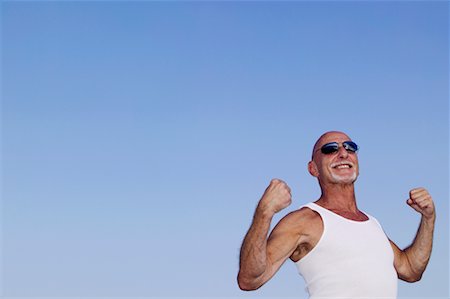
[{"xmin": 295, "ymin": 202, "xmax": 398, "ymax": 299}]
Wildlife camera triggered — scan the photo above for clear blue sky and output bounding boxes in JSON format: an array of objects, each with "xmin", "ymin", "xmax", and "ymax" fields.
[{"xmin": 1, "ymin": 1, "xmax": 448, "ymax": 298}]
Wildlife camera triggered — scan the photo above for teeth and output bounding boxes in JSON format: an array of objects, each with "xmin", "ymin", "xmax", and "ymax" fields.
[
  {"xmin": 332, "ymin": 162, "xmax": 353, "ymax": 169},
  {"xmin": 337, "ymin": 165, "xmax": 350, "ymax": 169}
]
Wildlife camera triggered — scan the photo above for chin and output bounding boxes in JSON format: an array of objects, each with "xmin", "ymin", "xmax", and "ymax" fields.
[{"xmin": 330, "ymin": 173, "xmax": 358, "ymax": 184}]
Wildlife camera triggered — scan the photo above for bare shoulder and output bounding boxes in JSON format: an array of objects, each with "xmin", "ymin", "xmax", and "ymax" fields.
[
  {"xmin": 274, "ymin": 206, "xmax": 322, "ymax": 233},
  {"xmin": 285, "ymin": 207, "xmax": 323, "ymax": 262},
  {"xmin": 267, "ymin": 205, "xmax": 324, "ymax": 263},
  {"xmin": 282, "ymin": 206, "xmax": 321, "ymax": 223}
]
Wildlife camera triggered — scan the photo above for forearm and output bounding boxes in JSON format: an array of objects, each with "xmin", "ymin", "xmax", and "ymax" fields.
[
  {"xmin": 238, "ymin": 207, "xmax": 274, "ymax": 284},
  {"xmin": 404, "ymin": 216, "xmax": 435, "ymax": 278},
  {"xmin": 238, "ymin": 179, "xmax": 293, "ymax": 290}
]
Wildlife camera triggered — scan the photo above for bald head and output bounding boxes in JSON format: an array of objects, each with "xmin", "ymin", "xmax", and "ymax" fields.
[{"xmin": 311, "ymin": 131, "xmax": 353, "ymax": 159}]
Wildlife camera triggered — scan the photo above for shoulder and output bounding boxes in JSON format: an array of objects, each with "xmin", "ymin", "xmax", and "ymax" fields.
[
  {"xmin": 274, "ymin": 206, "xmax": 324, "ymax": 262},
  {"xmin": 283, "ymin": 205, "xmax": 321, "ymax": 222},
  {"xmin": 274, "ymin": 206, "xmax": 322, "ymax": 233}
]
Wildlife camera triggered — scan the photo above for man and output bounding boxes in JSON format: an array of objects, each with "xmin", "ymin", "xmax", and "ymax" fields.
[{"xmin": 237, "ymin": 131, "xmax": 435, "ymax": 298}]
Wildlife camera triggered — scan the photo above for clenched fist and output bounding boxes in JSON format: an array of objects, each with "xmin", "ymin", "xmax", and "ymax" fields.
[
  {"xmin": 258, "ymin": 179, "xmax": 292, "ymax": 215},
  {"xmin": 407, "ymin": 188, "xmax": 435, "ymax": 221}
]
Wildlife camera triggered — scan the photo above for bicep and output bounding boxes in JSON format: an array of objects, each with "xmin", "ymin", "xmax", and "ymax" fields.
[
  {"xmin": 262, "ymin": 217, "xmax": 302, "ymax": 280},
  {"xmin": 267, "ymin": 227, "xmax": 299, "ymax": 263}
]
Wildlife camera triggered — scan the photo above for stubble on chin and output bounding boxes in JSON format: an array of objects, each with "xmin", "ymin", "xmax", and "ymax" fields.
[{"xmin": 330, "ymin": 171, "xmax": 357, "ymax": 184}]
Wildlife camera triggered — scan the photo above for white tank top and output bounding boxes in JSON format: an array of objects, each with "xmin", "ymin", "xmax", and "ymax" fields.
[{"xmin": 295, "ymin": 202, "xmax": 398, "ymax": 299}]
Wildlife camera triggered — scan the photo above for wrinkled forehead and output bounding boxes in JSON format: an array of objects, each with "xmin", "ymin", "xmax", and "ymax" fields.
[{"xmin": 312, "ymin": 131, "xmax": 352, "ymax": 156}]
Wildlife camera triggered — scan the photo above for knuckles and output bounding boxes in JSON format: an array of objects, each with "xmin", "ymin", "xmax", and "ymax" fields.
[
  {"xmin": 262, "ymin": 179, "xmax": 293, "ymax": 210},
  {"xmin": 270, "ymin": 178, "xmax": 287, "ymax": 185},
  {"xmin": 409, "ymin": 187, "xmax": 432, "ymax": 200},
  {"xmin": 263, "ymin": 179, "xmax": 293, "ymax": 209},
  {"xmin": 410, "ymin": 187, "xmax": 428, "ymax": 195},
  {"xmin": 270, "ymin": 178, "xmax": 282, "ymax": 185},
  {"xmin": 269, "ymin": 178, "xmax": 291, "ymax": 192}
]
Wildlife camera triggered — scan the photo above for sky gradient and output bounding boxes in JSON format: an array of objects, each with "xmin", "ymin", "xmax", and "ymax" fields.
[{"xmin": 1, "ymin": 1, "xmax": 449, "ymax": 298}]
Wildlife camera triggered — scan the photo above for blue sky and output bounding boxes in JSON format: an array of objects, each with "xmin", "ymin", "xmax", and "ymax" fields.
[{"xmin": 1, "ymin": 1, "xmax": 448, "ymax": 298}]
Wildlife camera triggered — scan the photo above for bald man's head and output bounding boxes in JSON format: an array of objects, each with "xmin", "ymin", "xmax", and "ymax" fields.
[
  {"xmin": 308, "ymin": 131, "xmax": 359, "ymax": 185},
  {"xmin": 311, "ymin": 131, "xmax": 353, "ymax": 160}
]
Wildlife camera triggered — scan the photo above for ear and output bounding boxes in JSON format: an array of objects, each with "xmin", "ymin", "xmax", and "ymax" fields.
[{"xmin": 308, "ymin": 161, "xmax": 319, "ymax": 177}]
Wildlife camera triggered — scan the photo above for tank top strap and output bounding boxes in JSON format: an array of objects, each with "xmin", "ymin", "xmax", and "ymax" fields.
[
  {"xmin": 301, "ymin": 202, "xmax": 337, "ymax": 220},
  {"xmin": 302, "ymin": 202, "xmax": 329, "ymax": 214}
]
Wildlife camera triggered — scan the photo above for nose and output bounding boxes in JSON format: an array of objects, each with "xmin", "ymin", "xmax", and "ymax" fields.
[{"xmin": 337, "ymin": 146, "xmax": 349, "ymax": 158}]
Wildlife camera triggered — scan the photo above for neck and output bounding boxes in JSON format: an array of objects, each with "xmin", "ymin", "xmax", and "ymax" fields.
[{"xmin": 316, "ymin": 183, "xmax": 358, "ymax": 212}]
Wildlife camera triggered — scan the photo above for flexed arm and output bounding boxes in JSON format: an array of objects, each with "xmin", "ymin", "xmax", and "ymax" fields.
[
  {"xmin": 237, "ymin": 179, "xmax": 299, "ymax": 290},
  {"xmin": 390, "ymin": 188, "xmax": 436, "ymax": 282}
]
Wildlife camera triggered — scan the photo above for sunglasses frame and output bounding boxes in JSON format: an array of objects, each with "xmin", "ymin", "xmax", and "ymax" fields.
[{"xmin": 319, "ymin": 141, "xmax": 359, "ymax": 155}]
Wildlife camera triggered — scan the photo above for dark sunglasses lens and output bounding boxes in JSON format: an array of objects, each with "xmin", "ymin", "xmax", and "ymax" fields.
[
  {"xmin": 321, "ymin": 143, "xmax": 339, "ymax": 154},
  {"xmin": 343, "ymin": 141, "xmax": 358, "ymax": 152}
]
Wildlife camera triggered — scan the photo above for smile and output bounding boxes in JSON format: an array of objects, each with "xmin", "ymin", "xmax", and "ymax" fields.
[{"xmin": 331, "ymin": 162, "xmax": 354, "ymax": 169}]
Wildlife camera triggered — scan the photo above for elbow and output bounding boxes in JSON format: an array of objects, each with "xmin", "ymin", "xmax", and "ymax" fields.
[
  {"xmin": 408, "ymin": 274, "xmax": 423, "ymax": 283},
  {"xmin": 398, "ymin": 253, "xmax": 427, "ymax": 283},
  {"xmin": 403, "ymin": 276, "xmax": 422, "ymax": 283},
  {"xmin": 238, "ymin": 281, "xmax": 258, "ymax": 291},
  {"xmin": 400, "ymin": 271, "xmax": 423, "ymax": 283},
  {"xmin": 237, "ymin": 273, "xmax": 262, "ymax": 291}
]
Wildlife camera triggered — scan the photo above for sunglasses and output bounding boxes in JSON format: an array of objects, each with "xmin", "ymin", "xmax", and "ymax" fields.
[{"xmin": 319, "ymin": 141, "xmax": 359, "ymax": 155}]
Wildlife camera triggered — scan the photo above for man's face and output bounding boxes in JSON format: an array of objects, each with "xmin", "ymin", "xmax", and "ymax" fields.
[{"xmin": 309, "ymin": 132, "xmax": 359, "ymax": 185}]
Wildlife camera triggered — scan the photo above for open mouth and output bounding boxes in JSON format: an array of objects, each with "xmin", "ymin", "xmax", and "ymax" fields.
[{"xmin": 331, "ymin": 162, "xmax": 353, "ymax": 169}]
